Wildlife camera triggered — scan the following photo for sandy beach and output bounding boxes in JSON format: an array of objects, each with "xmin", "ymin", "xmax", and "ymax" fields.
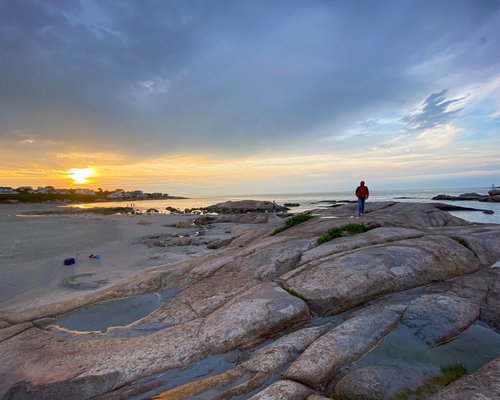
[{"xmin": 0, "ymin": 204, "xmax": 237, "ymax": 312}]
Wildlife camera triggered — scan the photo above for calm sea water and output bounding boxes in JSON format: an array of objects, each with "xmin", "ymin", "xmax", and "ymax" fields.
[{"xmin": 73, "ymin": 187, "xmax": 500, "ymax": 225}]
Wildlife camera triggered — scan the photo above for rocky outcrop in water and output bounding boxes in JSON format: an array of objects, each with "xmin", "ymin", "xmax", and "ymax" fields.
[
  {"xmin": 1, "ymin": 202, "xmax": 500, "ymax": 399},
  {"xmin": 204, "ymin": 200, "xmax": 289, "ymax": 213},
  {"xmin": 432, "ymin": 192, "xmax": 500, "ymax": 202}
]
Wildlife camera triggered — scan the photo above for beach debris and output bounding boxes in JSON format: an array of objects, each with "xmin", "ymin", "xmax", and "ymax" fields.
[
  {"xmin": 89, "ymin": 254, "xmax": 101, "ymax": 260},
  {"xmin": 63, "ymin": 257, "xmax": 76, "ymax": 266}
]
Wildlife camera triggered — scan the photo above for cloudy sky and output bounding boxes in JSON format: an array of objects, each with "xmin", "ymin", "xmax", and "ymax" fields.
[{"xmin": 1, "ymin": 0, "xmax": 499, "ymax": 195}]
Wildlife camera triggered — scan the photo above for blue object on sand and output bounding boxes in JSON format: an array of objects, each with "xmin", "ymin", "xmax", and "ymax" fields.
[{"xmin": 64, "ymin": 257, "xmax": 76, "ymax": 266}]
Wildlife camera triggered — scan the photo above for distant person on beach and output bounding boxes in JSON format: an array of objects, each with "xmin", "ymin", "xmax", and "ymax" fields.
[
  {"xmin": 272, "ymin": 201, "xmax": 277, "ymax": 213},
  {"xmin": 355, "ymin": 181, "xmax": 369, "ymax": 216}
]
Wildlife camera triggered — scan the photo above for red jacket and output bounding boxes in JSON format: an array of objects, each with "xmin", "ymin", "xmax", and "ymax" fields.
[{"xmin": 356, "ymin": 184, "xmax": 369, "ymax": 199}]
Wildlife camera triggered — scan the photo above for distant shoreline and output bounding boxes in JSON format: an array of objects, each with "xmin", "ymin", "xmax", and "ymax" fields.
[{"xmin": 0, "ymin": 194, "xmax": 189, "ymax": 205}]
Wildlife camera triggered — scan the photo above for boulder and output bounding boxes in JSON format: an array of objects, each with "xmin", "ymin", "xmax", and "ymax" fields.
[
  {"xmin": 216, "ymin": 238, "xmax": 312, "ymax": 280},
  {"xmin": 283, "ymin": 235, "xmax": 479, "ymax": 315},
  {"xmin": 134, "ymin": 276, "xmax": 262, "ymax": 327},
  {"xmin": 455, "ymin": 230, "xmax": 500, "ymax": 266},
  {"xmin": 432, "ymin": 193, "xmax": 488, "ymax": 201},
  {"xmin": 402, "ymin": 293, "xmax": 481, "ymax": 344},
  {"xmin": 242, "ymin": 324, "xmax": 334, "ymax": 374},
  {"xmin": 205, "ymin": 200, "xmax": 288, "ymax": 213},
  {"xmin": 298, "ymin": 227, "xmax": 424, "ymax": 267},
  {"xmin": 200, "ymin": 283, "xmax": 311, "ymax": 352},
  {"xmin": 249, "ymin": 380, "xmax": 313, "ymax": 400},
  {"xmin": 480, "ymin": 271, "xmax": 500, "ymax": 332},
  {"xmin": 488, "ymin": 189, "xmax": 500, "ymax": 196},
  {"xmin": 284, "ymin": 304, "xmax": 404, "ymax": 390}
]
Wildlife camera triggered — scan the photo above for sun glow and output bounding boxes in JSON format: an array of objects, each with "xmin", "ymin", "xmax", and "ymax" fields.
[{"xmin": 68, "ymin": 168, "xmax": 94, "ymax": 184}]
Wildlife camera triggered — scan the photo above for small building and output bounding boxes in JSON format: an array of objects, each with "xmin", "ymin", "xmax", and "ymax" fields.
[
  {"xmin": 107, "ymin": 191, "xmax": 124, "ymax": 199},
  {"xmin": 74, "ymin": 189, "xmax": 96, "ymax": 196},
  {"xmin": 32, "ymin": 187, "xmax": 49, "ymax": 194},
  {"xmin": 130, "ymin": 190, "xmax": 145, "ymax": 199},
  {"xmin": 0, "ymin": 187, "xmax": 19, "ymax": 195}
]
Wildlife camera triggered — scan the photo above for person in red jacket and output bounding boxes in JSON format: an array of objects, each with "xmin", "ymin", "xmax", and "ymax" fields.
[{"xmin": 355, "ymin": 180, "xmax": 369, "ymax": 215}]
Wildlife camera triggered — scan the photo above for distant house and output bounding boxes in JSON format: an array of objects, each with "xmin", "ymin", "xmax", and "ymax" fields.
[
  {"xmin": 130, "ymin": 190, "xmax": 145, "ymax": 199},
  {"xmin": 0, "ymin": 187, "xmax": 19, "ymax": 195},
  {"xmin": 74, "ymin": 189, "xmax": 96, "ymax": 196},
  {"xmin": 150, "ymin": 192, "xmax": 163, "ymax": 198},
  {"xmin": 31, "ymin": 187, "xmax": 49, "ymax": 194},
  {"xmin": 54, "ymin": 190, "xmax": 70, "ymax": 195},
  {"xmin": 107, "ymin": 191, "xmax": 125, "ymax": 199}
]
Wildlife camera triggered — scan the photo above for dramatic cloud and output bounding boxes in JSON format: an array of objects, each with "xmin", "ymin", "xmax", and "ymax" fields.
[
  {"xmin": 402, "ymin": 90, "xmax": 464, "ymax": 132},
  {"xmin": 1, "ymin": 0, "xmax": 499, "ymax": 192}
]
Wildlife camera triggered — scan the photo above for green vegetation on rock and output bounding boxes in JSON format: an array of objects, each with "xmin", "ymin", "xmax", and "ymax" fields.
[
  {"xmin": 394, "ymin": 363, "xmax": 468, "ymax": 400},
  {"xmin": 317, "ymin": 223, "xmax": 368, "ymax": 245},
  {"xmin": 272, "ymin": 212, "xmax": 313, "ymax": 235},
  {"xmin": 284, "ymin": 288, "xmax": 306, "ymax": 301}
]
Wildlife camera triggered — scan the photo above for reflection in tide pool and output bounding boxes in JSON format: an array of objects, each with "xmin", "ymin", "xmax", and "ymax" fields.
[
  {"xmin": 355, "ymin": 322, "xmax": 500, "ymax": 373},
  {"xmin": 56, "ymin": 289, "xmax": 178, "ymax": 333}
]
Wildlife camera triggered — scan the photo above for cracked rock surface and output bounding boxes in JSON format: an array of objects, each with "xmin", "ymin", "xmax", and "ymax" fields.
[{"xmin": 1, "ymin": 201, "xmax": 500, "ymax": 399}]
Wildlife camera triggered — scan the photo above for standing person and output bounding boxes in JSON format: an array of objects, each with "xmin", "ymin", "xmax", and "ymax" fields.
[
  {"xmin": 355, "ymin": 181, "xmax": 369, "ymax": 216},
  {"xmin": 272, "ymin": 200, "xmax": 277, "ymax": 213}
]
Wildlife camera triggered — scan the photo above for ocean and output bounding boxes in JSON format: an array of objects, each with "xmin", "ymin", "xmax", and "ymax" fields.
[{"xmin": 73, "ymin": 187, "xmax": 500, "ymax": 225}]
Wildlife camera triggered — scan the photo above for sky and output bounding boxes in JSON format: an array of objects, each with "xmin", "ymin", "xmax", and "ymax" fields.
[{"xmin": 1, "ymin": 0, "xmax": 499, "ymax": 196}]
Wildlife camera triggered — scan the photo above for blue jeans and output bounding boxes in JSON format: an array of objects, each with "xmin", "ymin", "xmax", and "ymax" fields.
[{"xmin": 358, "ymin": 198, "xmax": 366, "ymax": 214}]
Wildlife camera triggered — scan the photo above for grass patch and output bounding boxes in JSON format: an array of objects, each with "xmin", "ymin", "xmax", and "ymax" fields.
[
  {"xmin": 272, "ymin": 212, "xmax": 313, "ymax": 235},
  {"xmin": 317, "ymin": 223, "xmax": 368, "ymax": 245},
  {"xmin": 394, "ymin": 363, "xmax": 468, "ymax": 400},
  {"xmin": 284, "ymin": 288, "xmax": 306, "ymax": 301},
  {"xmin": 431, "ymin": 363, "xmax": 468, "ymax": 385}
]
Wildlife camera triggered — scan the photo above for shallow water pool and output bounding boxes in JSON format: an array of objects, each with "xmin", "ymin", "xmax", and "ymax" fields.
[
  {"xmin": 355, "ymin": 322, "xmax": 500, "ymax": 373},
  {"xmin": 55, "ymin": 289, "xmax": 179, "ymax": 333}
]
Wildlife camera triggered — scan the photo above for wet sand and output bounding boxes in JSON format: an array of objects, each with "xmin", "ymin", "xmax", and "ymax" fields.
[{"xmin": 0, "ymin": 204, "xmax": 233, "ymax": 312}]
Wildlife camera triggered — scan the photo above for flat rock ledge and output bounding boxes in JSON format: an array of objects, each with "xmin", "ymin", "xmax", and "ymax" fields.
[
  {"xmin": 432, "ymin": 191, "xmax": 500, "ymax": 202},
  {"xmin": 1, "ymin": 201, "xmax": 500, "ymax": 399},
  {"xmin": 204, "ymin": 200, "xmax": 289, "ymax": 213}
]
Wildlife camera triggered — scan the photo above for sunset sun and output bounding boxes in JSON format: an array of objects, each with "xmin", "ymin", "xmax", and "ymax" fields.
[{"xmin": 68, "ymin": 168, "xmax": 94, "ymax": 184}]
